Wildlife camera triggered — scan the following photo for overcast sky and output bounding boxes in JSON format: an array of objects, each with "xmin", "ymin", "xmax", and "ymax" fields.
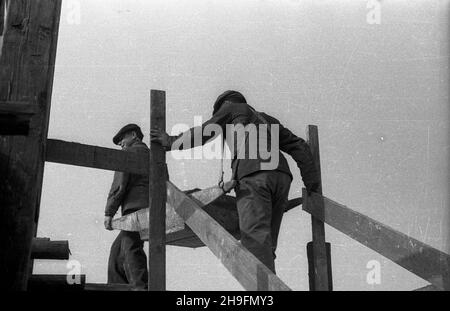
[{"xmin": 34, "ymin": 0, "xmax": 449, "ymax": 291}]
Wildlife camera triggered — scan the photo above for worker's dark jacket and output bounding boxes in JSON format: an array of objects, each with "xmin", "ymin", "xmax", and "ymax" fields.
[
  {"xmin": 169, "ymin": 101, "xmax": 320, "ymax": 185},
  {"xmin": 105, "ymin": 141, "xmax": 149, "ymax": 217}
]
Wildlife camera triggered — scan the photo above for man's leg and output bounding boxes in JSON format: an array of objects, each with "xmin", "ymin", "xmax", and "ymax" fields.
[
  {"xmin": 269, "ymin": 171, "xmax": 291, "ymax": 264},
  {"xmin": 236, "ymin": 171, "xmax": 275, "ymax": 272},
  {"xmin": 107, "ymin": 232, "xmax": 128, "ymax": 284},
  {"xmin": 121, "ymin": 231, "xmax": 148, "ymax": 289}
]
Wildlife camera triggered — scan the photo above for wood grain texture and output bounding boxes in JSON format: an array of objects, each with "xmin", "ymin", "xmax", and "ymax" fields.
[
  {"xmin": 303, "ymin": 191, "xmax": 450, "ymax": 291},
  {"xmin": 46, "ymin": 139, "xmax": 148, "ymax": 174},
  {"xmin": 31, "ymin": 237, "xmax": 70, "ymax": 260},
  {"xmin": 148, "ymin": 90, "xmax": 166, "ymax": 291},
  {"xmin": 0, "ymin": 0, "xmax": 61, "ymax": 290},
  {"xmin": 167, "ymin": 181, "xmax": 291, "ymax": 291},
  {"xmin": 306, "ymin": 125, "xmax": 331, "ymax": 291}
]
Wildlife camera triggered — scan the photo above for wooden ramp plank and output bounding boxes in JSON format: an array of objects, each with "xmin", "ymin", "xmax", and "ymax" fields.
[
  {"xmin": 303, "ymin": 190, "xmax": 450, "ymax": 291},
  {"xmin": 122, "ymin": 190, "xmax": 302, "ymax": 248},
  {"xmin": 167, "ymin": 181, "xmax": 291, "ymax": 291}
]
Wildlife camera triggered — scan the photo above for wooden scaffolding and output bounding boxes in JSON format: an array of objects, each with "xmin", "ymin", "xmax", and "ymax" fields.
[{"xmin": 0, "ymin": 0, "xmax": 449, "ymax": 291}]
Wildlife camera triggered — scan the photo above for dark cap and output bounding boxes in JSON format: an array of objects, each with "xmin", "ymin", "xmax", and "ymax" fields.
[
  {"xmin": 113, "ymin": 123, "xmax": 144, "ymax": 145},
  {"xmin": 213, "ymin": 90, "xmax": 247, "ymax": 115}
]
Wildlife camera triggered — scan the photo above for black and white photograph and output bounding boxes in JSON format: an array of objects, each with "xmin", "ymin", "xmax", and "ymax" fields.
[{"xmin": 0, "ymin": 0, "xmax": 448, "ymax": 301}]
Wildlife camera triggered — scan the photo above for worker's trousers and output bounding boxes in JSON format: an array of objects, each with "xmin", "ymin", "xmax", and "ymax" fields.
[
  {"xmin": 107, "ymin": 230, "xmax": 148, "ymax": 289},
  {"xmin": 235, "ymin": 170, "xmax": 291, "ymax": 274}
]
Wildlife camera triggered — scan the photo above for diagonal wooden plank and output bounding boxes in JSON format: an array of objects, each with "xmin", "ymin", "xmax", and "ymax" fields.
[
  {"xmin": 303, "ymin": 190, "xmax": 450, "ymax": 290},
  {"xmin": 46, "ymin": 139, "xmax": 148, "ymax": 174},
  {"xmin": 166, "ymin": 181, "xmax": 291, "ymax": 291}
]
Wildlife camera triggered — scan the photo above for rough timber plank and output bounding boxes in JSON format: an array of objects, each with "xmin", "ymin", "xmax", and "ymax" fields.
[
  {"xmin": 306, "ymin": 125, "xmax": 332, "ymax": 291},
  {"xmin": 31, "ymin": 237, "xmax": 70, "ymax": 260},
  {"xmin": 303, "ymin": 191, "xmax": 450, "ymax": 291},
  {"xmin": 148, "ymin": 89, "xmax": 166, "ymax": 291},
  {"xmin": 167, "ymin": 181, "xmax": 291, "ymax": 291},
  {"xmin": 0, "ymin": 0, "xmax": 62, "ymax": 290},
  {"xmin": 46, "ymin": 139, "xmax": 148, "ymax": 174}
]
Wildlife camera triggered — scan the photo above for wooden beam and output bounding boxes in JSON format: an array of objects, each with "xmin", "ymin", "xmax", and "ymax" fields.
[
  {"xmin": 28, "ymin": 274, "xmax": 85, "ymax": 291},
  {"xmin": 306, "ymin": 125, "xmax": 332, "ymax": 291},
  {"xmin": 148, "ymin": 89, "xmax": 166, "ymax": 291},
  {"xmin": 46, "ymin": 139, "xmax": 148, "ymax": 174},
  {"xmin": 303, "ymin": 191, "xmax": 450, "ymax": 291},
  {"xmin": 0, "ymin": 0, "xmax": 62, "ymax": 290},
  {"xmin": 31, "ymin": 237, "xmax": 70, "ymax": 260},
  {"xmin": 167, "ymin": 181, "xmax": 291, "ymax": 291}
]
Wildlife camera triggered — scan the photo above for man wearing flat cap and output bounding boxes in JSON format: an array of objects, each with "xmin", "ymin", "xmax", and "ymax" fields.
[
  {"xmin": 151, "ymin": 90, "xmax": 320, "ymax": 273},
  {"xmin": 104, "ymin": 123, "xmax": 149, "ymax": 289}
]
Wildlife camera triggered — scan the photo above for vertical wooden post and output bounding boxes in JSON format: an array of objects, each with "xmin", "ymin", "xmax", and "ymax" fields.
[
  {"xmin": 306, "ymin": 125, "xmax": 332, "ymax": 291},
  {"xmin": 0, "ymin": 0, "xmax": 61, "ymax": 290},
  {"xmin": 148, "ymin": 90, "xmax": 166, "ymax": 291}
]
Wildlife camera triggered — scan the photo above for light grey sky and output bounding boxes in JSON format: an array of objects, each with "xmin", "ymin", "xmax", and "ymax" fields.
[{"xmin": 34, "ymin": 0, "xmax": 449, "ymax": 291}]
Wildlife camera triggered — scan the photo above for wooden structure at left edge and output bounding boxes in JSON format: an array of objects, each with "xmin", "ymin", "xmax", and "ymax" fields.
[{"xmin": 0, "ymin": 0, "xmax": 62, "ymax": 290}]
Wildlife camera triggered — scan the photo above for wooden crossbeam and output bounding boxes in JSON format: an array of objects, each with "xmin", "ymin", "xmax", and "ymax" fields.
[
  {"xmin": 31, "ymin": 237, "xmax": 70, "ymax": 260},
  {"xmin": 303, "ymin": 190, "xmax": 450, "ymax": 291},
  {"xmin": 167, "ymin": 181, "xmax": 291, "ymax": 291},
  {"xmin": 46, "ymin": 139, "xmax": 148, "ymax": 174}
]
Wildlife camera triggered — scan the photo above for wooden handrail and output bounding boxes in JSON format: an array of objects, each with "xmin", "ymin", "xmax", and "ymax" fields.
[{"xmin": 302, "ymin": 189, "xmax": 450, "ymax": 290}]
